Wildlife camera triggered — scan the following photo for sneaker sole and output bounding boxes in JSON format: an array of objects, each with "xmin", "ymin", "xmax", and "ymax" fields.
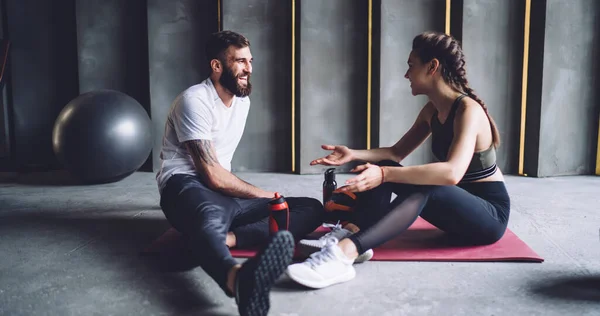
[
  {"xmin": 241, "ymin": 231, "xmax": 295, "ymax": 316},
  {"xmin": 287, "ymin": 267, "xmax": 356, "ymax": 289},
  {"xmin": 297, "ymin": 242, "xmax": 374, "ymax": 264},
  {"xmin": 354, "ymin": 249, "xmax": 374, "ymax": 263}
]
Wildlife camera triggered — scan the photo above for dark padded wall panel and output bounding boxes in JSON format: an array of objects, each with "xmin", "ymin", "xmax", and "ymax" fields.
[
  {"xmin": 6, "ymin": 0, "xmax": 79, "ymax": 170},
  {"xmin": 147, "ymin": 0, "xmax": 218, "ymax": 171},
  {"xmin": 0, "ymin": 1, "xmax": 8, "ymax": 159},
  {"xmin": 379, "ymin": 0, "xmax": 445, "ymax": 167},
  {"xmin": 298, "ymin": 0, "xmax": 369, "ymax": 174},
  {"xmin": 223, "ymin": 0, "xmax": 292, "ymax": 172},
  {"xmin": 76, "ymin": 0, "xmax": 149, "ymax": 109}
]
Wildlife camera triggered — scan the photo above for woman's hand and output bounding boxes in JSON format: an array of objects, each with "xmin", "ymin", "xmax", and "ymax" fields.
[
  {"xmin": 337, "ymin": 163, "xmax": 385, "ymax": 193},
  {"xmin": 310, "ymin": 144, "xmax": 355, "ymax": 166}
]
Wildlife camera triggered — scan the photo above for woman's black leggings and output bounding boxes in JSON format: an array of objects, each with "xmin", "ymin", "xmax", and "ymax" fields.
[{"xmin": 347, "ymin": 161, "xmax": 511, "ymax": 255}]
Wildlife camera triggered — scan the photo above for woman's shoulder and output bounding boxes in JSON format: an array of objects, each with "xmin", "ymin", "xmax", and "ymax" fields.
[{"xmin": 454, "ymin": 95, "xmax": 486, "ymax": 118}]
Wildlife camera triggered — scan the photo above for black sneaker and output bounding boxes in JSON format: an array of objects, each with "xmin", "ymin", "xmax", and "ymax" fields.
[{"xmin": 234, "ymin": 230, "xmax": 295, "ymax": 316}]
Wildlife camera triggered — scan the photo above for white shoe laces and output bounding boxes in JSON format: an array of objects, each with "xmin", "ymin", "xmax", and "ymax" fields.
[
  {"xmin": 305, "ymin": 237, "xmax": 339, "ymax": 269},
  {"xmin": 319, "ymin": 221, "xmax": 344, "ymax": 241}
]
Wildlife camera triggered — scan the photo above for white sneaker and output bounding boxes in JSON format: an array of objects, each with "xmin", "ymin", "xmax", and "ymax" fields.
[
  {"xmin": 298, "ymin": 222, "xmax": 374, "ymax": 263},
  {"xmin": 286, "ymin": 237, "xmax": 356, "ymax": 289}
]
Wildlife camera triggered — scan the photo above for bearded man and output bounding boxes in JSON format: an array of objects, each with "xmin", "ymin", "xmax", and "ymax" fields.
[{"xmin": 155, "ymin": 31, "xmax": 325, "ymax": 316}]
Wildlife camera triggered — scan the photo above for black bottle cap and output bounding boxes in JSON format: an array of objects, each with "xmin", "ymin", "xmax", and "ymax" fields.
[
  {"xmin": 269, "ymin": 192, "xmax": 286, "ymax": 205},
  {"xmin": 325, "ymin": 168, "xmax": 336, "ymax": 181}
]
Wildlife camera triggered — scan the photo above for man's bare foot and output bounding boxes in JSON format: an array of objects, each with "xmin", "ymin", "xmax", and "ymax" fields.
[
  {"xmin": 226, "ymin": 232, "xmax": 237, "ymax": 248},
  {"xmin": 227, "ymin": 264, "xmax": 242, "ymax": 295}
]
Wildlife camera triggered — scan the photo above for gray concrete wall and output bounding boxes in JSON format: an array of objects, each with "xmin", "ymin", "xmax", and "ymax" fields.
[
  {"xmin": 1, "ymin": 1, "xmax": 598, "ymax": 177},
  {"xmin": 147, "ymin": 0, "xmax": 218, "ymax": 171},
  {"xmin": 5, "ymin": 0, "xmax": 79, "ymax": 170},
  {"xmin": 378, "ymin": 0, "xmax": 445, "ymax": 167},
  {"xmin": 460, "ymin": 0, "xmax": 524, "ymax": 174},
  {"xmin": 525, "ymin": 0, "xmax": 599, "ymax": 177},
  {"xmin": 298, "ymin": 0, "xmax": 369, "ymax": 174},
  {"xmin": 223, "ymin": 0, "xmax": 292, "ymax": 172},
  {"xmin": 538, "ymin": 0, "xmax": 598, "ymax": 176}
]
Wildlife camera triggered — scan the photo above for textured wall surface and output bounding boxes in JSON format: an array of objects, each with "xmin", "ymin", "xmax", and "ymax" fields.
[
  {"xmin": 461, "ymin": 0, "xmax": 524, "ymax": 173},
  {"xmin": 76, "ymin": 0, "xmax": 152, "ymax": 171},
  {"xmin": 5, "ymin": 0, "xmax": 79, "ymax": 169},
  {"xmin": 537, "ymin": 0, "xmax": 599, "ymax": 176},
  {"xmin": 1, "ymin": 0, "xmax": 597, "ymax": 176},
  {"xmin": 378, "ymin": 0, "xmax": 445, "ymax": 167},
  {"xmin": 223, "ymin": 0, "xmax": 292, "ymax": 172},
  {"xmin": 76, "ymin": 0, "xmax": 149, "ymax": 106},
  {"xmin": 0, "ymin": 2, "xmax": 7, "ymax": 159},
  {"xmin": 525, "ymin": 0, "xmax": 599, "ymax": 176},
  {"xmin": 298, "ymin": 0, "xmax": 369, "ymax": 174},
  {"xmin": 147, "ymin": 0, "xmax": 218, "ymax": 171}
]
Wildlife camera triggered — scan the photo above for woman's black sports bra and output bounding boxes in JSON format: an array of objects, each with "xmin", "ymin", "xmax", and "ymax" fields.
[{"xmin": 430, "ymin": 94, "xmax": 497, "ymax": 182}]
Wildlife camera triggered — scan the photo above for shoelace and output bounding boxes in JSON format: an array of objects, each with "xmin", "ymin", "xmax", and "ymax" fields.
[
  {"xmin": 319, "ymin": 221, "xmax": 343, "ymax": 241},
  {"xmin": 305, "ymin": 237, "xmax": 339, "ymax": 269}
]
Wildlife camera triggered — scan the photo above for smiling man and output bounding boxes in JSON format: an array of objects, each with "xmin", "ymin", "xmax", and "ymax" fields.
[{"xmin": 155, "ymin": 31, "xmax": 325, "ymax": 316}]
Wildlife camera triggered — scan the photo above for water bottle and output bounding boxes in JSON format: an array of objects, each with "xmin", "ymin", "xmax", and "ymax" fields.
[
  {"xmin": 323, "ymin": 168, "xmax": 337, "ymax": 205},
  {"xmin": 269, "ymin": 192, "xmax": 290, "ymax": 235}
]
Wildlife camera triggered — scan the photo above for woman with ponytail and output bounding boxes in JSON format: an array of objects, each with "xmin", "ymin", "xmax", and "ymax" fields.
[{"xmin": 287, "ymin": 31, "xmax": 511, "ymax": 289}]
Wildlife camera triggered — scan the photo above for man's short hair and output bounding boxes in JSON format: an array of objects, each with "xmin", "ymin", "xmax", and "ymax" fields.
[{"xmin": 205, "ymin": 30, "xmax": 250, "ymax": 63}]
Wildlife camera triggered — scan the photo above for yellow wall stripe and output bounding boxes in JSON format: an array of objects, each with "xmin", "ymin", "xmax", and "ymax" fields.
[
  {"xmin": 596, "ymin": 115, "xmax": 600, "ymax": 175},
  {"xmin": 518, "ymin": 0, "xmax": 531, "ymax": 176},
  {"xmin": 367, "ymin": 0, "xmax": 372, "ymax": 150},
  {"xmin": 445, "ymin": 0, "xmax": 451, "ymax": 34},
  {"xmin": 291, "ymin": 0, "xmax": 296, "ymax": 172},
  {"xmin": 217, "ymin": 0, "xmax": 221, "ymax": 31}
]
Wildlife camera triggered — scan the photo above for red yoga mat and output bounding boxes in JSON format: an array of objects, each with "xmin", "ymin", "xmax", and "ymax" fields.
[{"xmin": 142, "ymin": 217, "xmax": 543, "ymax": 263}]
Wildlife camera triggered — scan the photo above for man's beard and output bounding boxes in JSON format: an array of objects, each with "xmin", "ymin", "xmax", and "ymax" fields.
[{"xmin": 219, "ymin": 65, "xmax": 252, "ymax": 97}]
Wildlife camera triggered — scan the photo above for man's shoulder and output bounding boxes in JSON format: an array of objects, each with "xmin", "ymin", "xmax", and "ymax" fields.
[
  {"xmin": 182, "ymin": 79, "xmax": 218, "ymax": 101},
  {"xmin": 175, "ymin": 79, "xmax": 218, "ymax": 110}
]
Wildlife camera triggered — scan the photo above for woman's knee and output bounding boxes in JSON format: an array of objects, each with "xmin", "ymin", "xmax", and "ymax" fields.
[{"xmin": 480, "ymin": 227, "xmax": 506, "ymax": 245}]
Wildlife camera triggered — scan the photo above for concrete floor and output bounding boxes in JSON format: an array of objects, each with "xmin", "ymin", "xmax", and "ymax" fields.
[{"xmin": 1, "ymin": 170, "xmax": 599, "ymax": 316}]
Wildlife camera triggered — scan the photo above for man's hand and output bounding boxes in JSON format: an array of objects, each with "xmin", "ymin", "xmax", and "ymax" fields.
[{"xmin": 186, "ymin": 139, "xmax": 274, "ymax": 199}]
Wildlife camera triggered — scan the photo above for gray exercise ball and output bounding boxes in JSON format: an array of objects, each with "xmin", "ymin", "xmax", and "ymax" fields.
[{"xmin": 52, "ymin": 89, "xmax": 152, "ymax": 184}]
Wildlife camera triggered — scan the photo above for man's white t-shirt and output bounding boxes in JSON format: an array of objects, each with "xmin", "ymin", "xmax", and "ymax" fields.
[{"xmin": 155, "ymin": 78, "xmax": 250, "ymax": 193}]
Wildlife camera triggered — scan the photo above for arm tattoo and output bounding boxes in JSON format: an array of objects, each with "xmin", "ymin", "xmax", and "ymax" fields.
[
  {"xmin": 184, "ymin": 140, "xmax": 268, "ymax": 198},
  {"xmin": 187, "ymin": 140, "xmax": 218, "ymax": 166}
]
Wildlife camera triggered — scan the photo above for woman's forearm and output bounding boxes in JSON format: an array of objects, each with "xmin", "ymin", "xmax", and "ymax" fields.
[
  {"xmin": 382, "ymin": 162, "xmax": 459, "ymax": 186},
  {"xmin": 351, "ymin": 147, "xmax": 398, "ymax": 163}
]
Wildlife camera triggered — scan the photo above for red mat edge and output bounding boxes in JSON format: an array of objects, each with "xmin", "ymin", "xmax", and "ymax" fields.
[{"xmin": 142, "ymin": 222, "xmax": 544, "ymax": 263}]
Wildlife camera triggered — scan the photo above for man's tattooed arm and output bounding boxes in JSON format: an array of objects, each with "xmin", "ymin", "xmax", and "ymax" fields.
[{"xmin": 185, "ymin": 140, "xmax": 274, "ymax": 199}]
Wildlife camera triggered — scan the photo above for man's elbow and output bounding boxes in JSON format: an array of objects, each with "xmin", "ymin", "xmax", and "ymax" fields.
[{"xmin": 197, "ymin": 168, "xmax": 223, "ymax": 190}]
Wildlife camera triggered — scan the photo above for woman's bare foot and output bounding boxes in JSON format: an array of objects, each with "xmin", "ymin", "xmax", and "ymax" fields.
[{"xmin": 337, "ymin": 238, "xmax": 359, "ymax": 260}]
